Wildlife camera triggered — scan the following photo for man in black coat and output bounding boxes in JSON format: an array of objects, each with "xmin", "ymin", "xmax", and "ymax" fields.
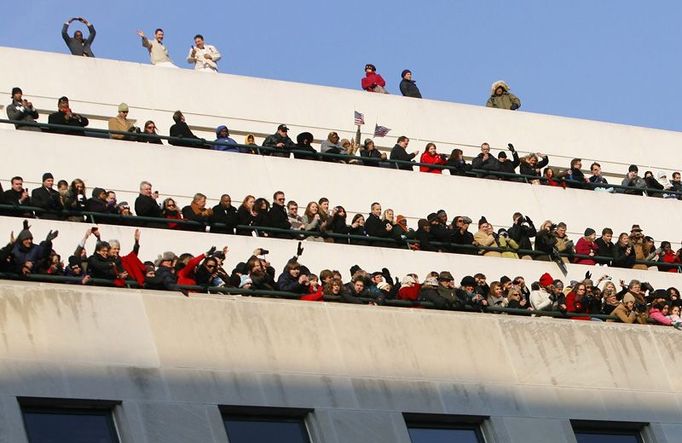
[
  {"xmin": 389, "ymin": 136, "xmax": 418, "ymax": 171},
  {"xmin": 31, "ymin": 172, "xmax": 63, "ymax": 219},
  {"xmin": 47, "ymin": 96, "xmax": 89, "ymax": 136},
  {"xmin": 471, "ymin": 143, "xmax": 500, "ymax": 179},
  {"xmin": 365, "ymin": 202, "xmax": 393, "ymax": 247},
  {"xmin": 399, "ymin": 70, "xmax": 422, "ymax": 98},
  {"xmin": 134, "ymin": 181, "xmax": 162, "ymax": 218},
  {"xmin": 264, "ymin": 191, "xmax": 292, "ymax": 238},
  {"xmin": 210, "ymin": 194, "xmax": 239, "ymax": 234},
  {"xmin": 595, "ymin": 228, "xmax": 615, "ymax": 265},
  {"xmin": 169, "ymin": 111, "xmax": 205, "ymax": 148},
  {"xmin": 262, "ymin": 124, "xmax": 295, "ymax": 158},
  {"xmin": 84, "ymin": 187, "xmax": 112, "ymax": 213},
  {"xmin": 451, "ymin": 216, "xmax": 476, "ymax": 255},
  {"xmin": 507, "ymin": 212, "xmax": 536, "ymax": 259},
  {"xmin": 497, "ymin": 144, "xmax": 520, "ymax": 181}
]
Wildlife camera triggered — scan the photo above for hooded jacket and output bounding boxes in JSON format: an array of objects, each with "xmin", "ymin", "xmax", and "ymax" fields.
[
  {"xmin": 213, "ymin": 125, "xmax": 238, "ymax": 152},
  {"xmin": 486, "ymin": 81, "xmax": 521, "ymax": 110}
]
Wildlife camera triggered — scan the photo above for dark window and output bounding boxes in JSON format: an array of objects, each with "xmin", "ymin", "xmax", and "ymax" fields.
[
  {"xmin": 572, "ymin": 420, "xmax": 645, "ymax": 443},
  {"xmin": 221, "ymin": 406, "xmax": 312, "ymax": 443},
  {"xmin": 404, "ymin": 413, "xmax": 486, "ymax": 443},
  {"xmin": 21, "ymin": 402, "xmax": 120, "ymax": 443}
]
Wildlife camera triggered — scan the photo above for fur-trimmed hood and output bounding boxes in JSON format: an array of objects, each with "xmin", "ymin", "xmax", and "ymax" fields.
[{"xmin": 491, "ymin": 80, "xmax": 510, "ymax": 95}]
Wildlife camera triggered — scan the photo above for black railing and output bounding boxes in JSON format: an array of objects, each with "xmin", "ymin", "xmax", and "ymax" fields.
[
  {"xmin": 0, "ymin": 272, "xmax": 616, "ymax": 321},
  {"xmin": 3, "ymin": 118, "xmax": 681, "ymax": 199},
  {"xmin": 0, "ymin": 203, "xmax": 675, "ymax": 272}
]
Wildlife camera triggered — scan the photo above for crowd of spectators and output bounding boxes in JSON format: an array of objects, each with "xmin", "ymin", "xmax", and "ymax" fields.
[
  {"xmin": 1, "ymin": 218, "xmax": 680, "ymax": 329},
  {"xmin": 0, "ymin": 174, "xmax": 680, "ymax": 274},
  {"xmin": 6, "ymin": 87, "xmax": 681, "ymax": 201}
]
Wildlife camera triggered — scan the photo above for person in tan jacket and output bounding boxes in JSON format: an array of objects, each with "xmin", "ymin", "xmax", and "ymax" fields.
[
  {"xmin": 108, "ymin": 103, "xmax": 136, "ymax": 140},
  {"xmin": 608, "ymin": 293, "xmax": 647, "ymax": 324},
  {"xmin": 474, "ymin": 222, "xmax": 502, "ymax": 257}
]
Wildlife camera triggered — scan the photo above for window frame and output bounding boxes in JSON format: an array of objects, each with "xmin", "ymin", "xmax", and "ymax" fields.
[
  {"xmin": 571, "ymin": 419, "xmax": 647, "ymax": 443},
  {"xmin": 403, "ymin": 412, "xmax": 488, "ymax": 443},
  {"xmin": 18, "ymin": 397, "xmax": 121, "ymax": 443},
  {"xmin": 220, "ymin": 405, "xmax": 314, "ymax": 443}
]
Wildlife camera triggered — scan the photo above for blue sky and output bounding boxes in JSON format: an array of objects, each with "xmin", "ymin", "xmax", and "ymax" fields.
[{"xmin": 2, "ymin": 0, "xmax": 680, "ymax": 131}]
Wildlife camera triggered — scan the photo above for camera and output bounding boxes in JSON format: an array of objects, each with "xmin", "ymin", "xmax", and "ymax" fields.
[
  {"xmin": 549, "ymin": 223, "xmax": 557, "ymax": 231},
  {"xmin": 259, "ymin": 248, "xmax": 269, "ymax": 255}
]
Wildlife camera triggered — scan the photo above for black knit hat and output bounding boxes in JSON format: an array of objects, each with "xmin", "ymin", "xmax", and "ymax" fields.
[
  {"xmin": 401, "ymin": 69, "xmax": 411, "ymax": 78},
  {"xmin": 42, "ymin": 172, "xmax": 54, "ymax": 182}
]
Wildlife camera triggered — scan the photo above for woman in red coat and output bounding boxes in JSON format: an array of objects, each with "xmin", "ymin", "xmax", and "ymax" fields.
[
  {"xmin": 419, "ymin": 143, "xmax": 447, "ymax": 173},
  {"xmin": 361, "ymin": 64, "xmax": 387, "ymax": 93},
  {"xmin": 574, "ymin": 228, "xmax": 598, "ymax": 265},
  {"xmin": 566, "ymin": 283, "xmax": 591, "ymax": 320}
]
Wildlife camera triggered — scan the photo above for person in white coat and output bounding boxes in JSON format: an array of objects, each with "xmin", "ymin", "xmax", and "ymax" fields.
[{"xmin": 187, "ymin": 34, "xmax": 221, "ymax": 72}]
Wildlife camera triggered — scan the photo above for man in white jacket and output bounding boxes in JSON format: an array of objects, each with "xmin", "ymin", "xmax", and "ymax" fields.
[
  {"xmin": 187, "ymin": 34, "xmax": 221, "ymax": 72},
  {"xmin": 530, "ymin": 272, "xmax": 556, "ymax": 312}
]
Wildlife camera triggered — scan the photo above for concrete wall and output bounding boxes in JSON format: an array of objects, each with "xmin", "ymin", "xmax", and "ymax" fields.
[
  {"xmin": 1, "ymin": 46, "xmax": 682, "ymax": 178},
  {"xmin": 0, "ymin": 281, "xmax": 680, "ymax": 442}
]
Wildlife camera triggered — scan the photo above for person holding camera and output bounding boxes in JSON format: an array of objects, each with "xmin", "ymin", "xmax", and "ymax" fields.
[
  {"xmin": 612, "ymin": 232, "xmax": 636, "ymax": 268},
  {"xmin": 6, "ymin": 87, "xmax": 40, "ymax": 131},
  {"xmin": 62, "ymin": 17, "xmax": 96, "ymax": 57},
  {"xmin": 507, "ymin": 212, "xmax": 536, "ymax": 259},
  {"xmin": 48, "ymin": 96, "xmax": 89, "ymax": 136},
  {"xmin": 473, "ymin": 222, "xmax": 502, "ymax": 257},
  {"xmin": 419, "ymin": 143, "xmax": 447, "ymax": 173},
  {"xmin": 534, "ymin": 220, "xmax": 557, "ymax": 261},
  {"xmin": 628, "ymin": 224, "xmax": 650, "ymax": 270},
  {"xmin": 608, "ymin": 292, "xmax": 647, "ymax": 324},
  {"xmin": 108, "ymin": 103, "xmax": 139, "ymax": 141}
]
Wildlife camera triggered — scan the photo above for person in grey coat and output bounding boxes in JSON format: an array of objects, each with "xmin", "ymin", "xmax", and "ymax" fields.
[
  {"xmin": 62, "ymin": 17, "xmax": 96, "ymax": 57},
  {"xmin": 6, "ymin": 87, "xmax": 40, "ymax": 131}
]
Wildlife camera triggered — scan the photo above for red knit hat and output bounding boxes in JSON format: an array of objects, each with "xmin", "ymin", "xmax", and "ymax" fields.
[{"xmin": 539, "ymin": 273, "xmax": 554, "ymax": 288}]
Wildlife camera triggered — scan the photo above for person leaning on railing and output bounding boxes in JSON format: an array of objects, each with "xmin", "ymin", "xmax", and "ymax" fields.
[
  {"xmin": 518, "ymin": 152, "xmax": 549, "ymax": 183},
  {"xmin": 389, "ymin": 136, "xmax": 418, "ymax": 171},
  {"xmin": 444, "ymin": 148, "xmax": 471, "ymax": 176},
  {"xmin": 471, "ymin": 143, "xmax": 500, "ymax": 179},
  {"xmin": 263, "ymin": 124, "xmax": 295, "ymax": 158}
]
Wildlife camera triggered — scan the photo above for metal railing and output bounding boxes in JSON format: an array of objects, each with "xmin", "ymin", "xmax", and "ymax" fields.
[
  {"xmin": 0, "ymin": 272, "xmax": 616, "ymax": 321},
  {"xmin": 3, "ymin": 118, "xmax": 682, "ymax": 199},
  {"xmin": 0, "ymin": 203, "xmax": 676, "ymax": 273}
]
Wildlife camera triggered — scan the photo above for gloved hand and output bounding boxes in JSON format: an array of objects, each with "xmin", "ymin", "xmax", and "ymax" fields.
[
  {"xmin": 585, "ymin": 271, "xmax": 592, "ymax": 280},
  {"xmin": 46, "ymin": 230, "xmax": 59, "ymax": 242},
  {"xmin": 510, "ymin": 104, "xmax": 520, "ymax": 110},
  {"xmin": 206, "ymin": 246, "xmax": 217, "ymax": 256},
  {"xmin": 507, "ymin": 143, "xmax": 515, "ymax": 152}
]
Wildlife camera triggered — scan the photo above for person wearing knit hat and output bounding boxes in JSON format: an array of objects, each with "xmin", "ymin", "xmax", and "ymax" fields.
[
  {"xmin": 399, "ymin": 69, "xmax": 422, "ymax": 98},
  {"xmin": 530, "ymin": 273, "xmax": 556, "ymax": 312},
  {"xmin": 31, "ymin": 173, "xmax": 64, "ymax": 219},
  {"xmin": 108, "ymin": 102, "xmax": 137, "ymax": 140},
  {"xmin": 361, "ymin": 64, "xmax": 388, "ymax": 93},
  {"xmin": 575, "ymin": 228, "xmax": 598, "ymax": 265},
  {"xmin": 608, "ymin": 292, "xmax": 647, "ymax": 324},
  {"xmin": 11, "ymin": 220, "xmax": 58, "ymax": 272},
  {"xmin": 6, "ymin": 86, "xmax": 40, "ymax": 131},
  {"xmin": 84, "ymin": 187, "xmax": 110, "ymax": 213},
  {"xmin": 47, "ymin": 95, "xmax": 89, "ymax": 135}
]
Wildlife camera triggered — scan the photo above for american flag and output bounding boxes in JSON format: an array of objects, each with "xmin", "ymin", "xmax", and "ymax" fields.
[
  {"xmin": 354, "ymin": 111, "xmax": 365, "ymax": 126},
  {"xmin": 374, "ymin": 124, "xmax": 391, "ymax": 137}
]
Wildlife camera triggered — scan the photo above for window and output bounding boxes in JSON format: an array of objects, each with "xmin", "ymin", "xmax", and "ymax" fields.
[
  {"xmin": 572, "ymin": 420, "xmax": 645, "ymax": 443},
  {"xmin": 404, "ymin": 413, "xmax": 487, "ymax": 443},
  {"xmin": 221, "ymin": 406, "xmax": 312, "ymax": 443},
  {"xmin": 19, "ymin": 397, "xmax": 120, "ymax": 443}
]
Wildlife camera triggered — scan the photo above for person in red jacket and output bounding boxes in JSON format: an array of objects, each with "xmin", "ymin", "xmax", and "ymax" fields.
[
  {"xmin": 361, "ymin": 64, "xmax": 388, "ymax": 93},
  {"xmin": 419, "ymin": 143, "xmax": 447, "ymax": 173},
  {"xmin": 574, "ymin": 228, "xmax": 598, "ymax": 265},
  {"xmin": 658, "ymin": 241, "xmax": 682, "ymax": 272},
  {"xmin": 566, "ymin": 283, "xmax": 591, "ymax": 320}
]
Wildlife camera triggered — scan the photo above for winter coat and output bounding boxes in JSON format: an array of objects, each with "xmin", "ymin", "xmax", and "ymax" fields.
[
  {"xmin": 12, "ymin": 240, "xmax": 51, "ymax": 270},
  {"xmin": 451, "ymin": 229, "xmax": 476, "ymax": 254},
  {"xmin": 608, "ymin": 303, "xmax": 646, "ymax": 324},
  {"xmin": 612, "ymin": 244, "xmax": 636, "ymax": 268},
  {"xmin": 574, "ymin": 237, "xmax": 598, "ymax": 265},
  {"xmin": 360, "ymin": 148, "xmax": 383, "ymax": 167},
  {"xmin": 6, "ymin": 99, "xmax": 39, "ymax": 130},
  {"xmin": 659, "ymin": 251, "xmax": 681, "ymax": 272},
  {"xmin": 176, "ymin": 254, "xmax": 205, "ymax": 287},
  {"xmin": 534, "ymin": 230, "xmax": 557, "ymax": 258},
  {"xmin": 498, "ymin": 236, "xmax": 520, "ymax": 259},
  {"xmin": 399, "ymin": 79, "xmax": 422, "ymax": 98},
  {"xmin": 419, "ymin": 151, "xmax": 447, "ymax": 173},
  {"xmin": 236, "ymin": 206, "xmax": 255, "ymax": 235},
  {"xmin": 565, "ymin": 291, "xmax": 590, "ymax": 320},
  {"xmin": 264, "ymin": 203, "xmax": 292, "ymax": 238},
  {"xmin": 486, "ymin": 82, "xmax": 521, "ymax": 110},
  {"xmin": 389, "ymin": 145, "xmax": 416, "ymax": 171},
  {"xmin": 48, "ymin": 110, "xmax": 89, "ymax": 136},
  {"xmin": 210, "ymin": 204, "xmax": 238, "ymax": 234},
  {"xmin": 276, "ymin": 272, "xmax": 308, "ymax": 294},
  {"xmin": 471, "ymin": 154, "xmax": 500, "ymax": 178},
  {"xmin": 519, "ymin": 156, "xmax": 549, "ymax": 178},
  {"xmin": 135, "ymin": 194, "xmax": 162, "ymax": 218},
  {"xmin": 497, "ymin": 152, "xmax": 520, "ymax": 178},
  {"xmin": 649, "ymin": 307, "xmax": 673, "ymax": 326},
  {"xmin": 595, "ymin": 238, "xmax": 615, "ymax": 265},
  {"xmin": 87, "ymin": 253, "xmax": 117, "ymax": 279},
  {"xmin": 473, "ymin": 230, "xmax": 501, "ymax": 257},
  {"xmin": 145, "ymin": 265, "xmax": 177, "ymax": 291},
  {"xmin": 507, "ymin": 219, "xmax": 536, "ymax": 252},
  {"xmin": 169, "ymin": 122, "xmax": 204, "ymax": 148},
  {"xmin": 62, "ymin": 22, "xmax": 96, "ymax": 57},
  {"xmin": 31, "ymin": 186, "xmax": 63, "ymax": 219},
  {"xmin": 620, "ymin": 175, "xmax": 646, "ymax": 195},
  {"xmin": 213, "ymin": 126, "xmax": 239, "ymax": 152},
  {"xmin": 530, "ymin": 289, "xmax": 554, "ymax": 311},
  {"xmin": 361, "ymin": 72, "xmax": 386, "ymax": 92},
  {"xmin": 262, "ymin": 133, "xmax": 294, "ymax": 157},
  {"xmin": 444, "ymin": 157, "xmax": 471, "ymax": 176}
]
